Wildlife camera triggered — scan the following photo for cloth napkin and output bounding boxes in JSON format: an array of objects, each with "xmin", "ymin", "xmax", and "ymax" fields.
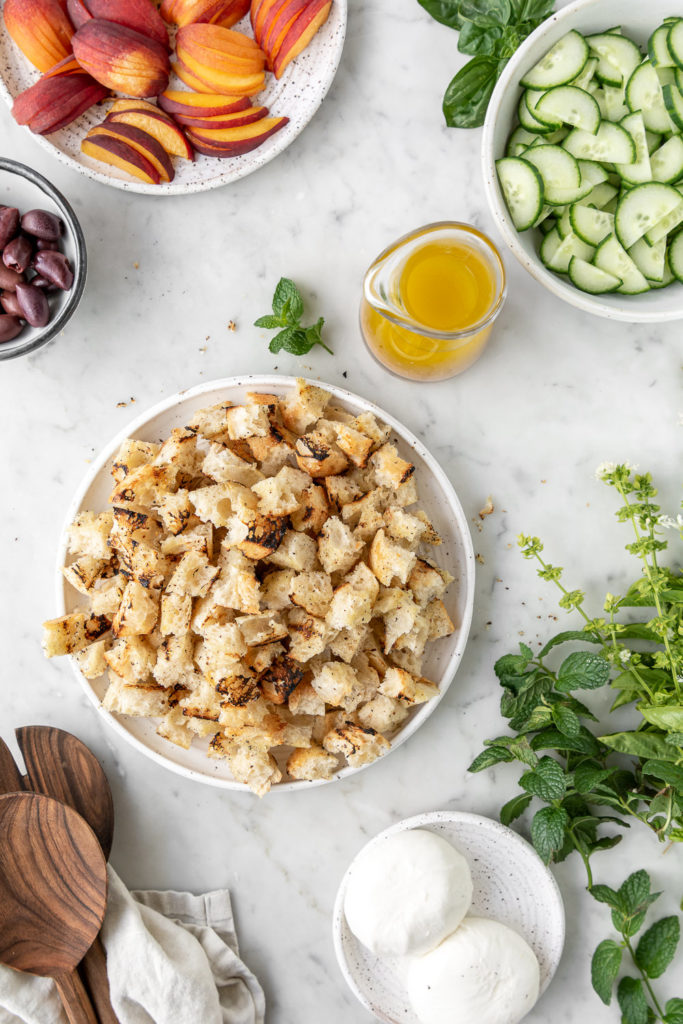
[{"xmin": 0, "ymin": 867, "xmax": 265, "ymax": 1024}]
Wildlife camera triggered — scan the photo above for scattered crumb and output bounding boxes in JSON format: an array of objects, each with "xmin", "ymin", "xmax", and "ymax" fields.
[
  {"xmin": 479, "ymin": 496, "xmax": 494, "ymax": 519},
  {"xmin": 133, "ymin": 261, "xmax": 139, "ymax": 270},
  {"xmin": 205, "ymin": 335, "xmax": 210, "ymax": 341},
  {"xmin": 130, "ymin": 397, "xmax": 136, "ymax": 403},
  {"xmin": 475, "ymin": 553, "xmax": 485, "ymax": 565},
  {"xmin": 116, "ymin": 401, "xmax": 127, "ymax": 408},
  {"xmin": 199, "ymin": 346, "xmax": 207, "ymax": 353},
  {"xmin": 541, "ymin": 479, "xmax": 546, "ymax": 484},
  {"xmin": 342, "ymin": 371, "xmax": 348, "ymax": 378},
  {"xmin": 227, "ymin": 320, "xmax": 236, "ymax": 332}
]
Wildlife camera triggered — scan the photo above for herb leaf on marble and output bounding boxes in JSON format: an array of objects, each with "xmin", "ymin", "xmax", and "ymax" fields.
[{"xmin": 254, "ymin": 278, "xmax": 332, "ymax": 356}]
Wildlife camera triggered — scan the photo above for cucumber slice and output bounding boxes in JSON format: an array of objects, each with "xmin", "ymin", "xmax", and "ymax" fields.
[
  {"xmin": 587, "ymin": 33, "xmax": 641, "ymax": 87},
  {"xmin": 563, "ymin": 122, "xmax": 636, "ymax": 163},
  {"xmin": 603, "ymin": 195, "xmax": 620, "ymax": 214},
  {"xmin": 570, "ymin": 204, "xmax": 614, "ymax": 245},
  {"xmin": 521, "ymin": 30, "xmax": 589, "ymax": 89},
  {"xmin": 557, "ymin": 206, "xmax": 572, "ymax": 238},
  {"xmin": 496, "ymin": 157, "xmax": 545, "ymax": 231},
  {"xmin": 546, "ymin": 231, "xmax": 595, "ymax": 272},
  {"xmin": 629, "ymin": 236, "xmax": 666, "ymax": 280},
  {"xmin": 669, "ymin": 229, "xmax": 683, "ymax": 280},
  {"xmin": 535, "ymin": 85, "xmax": 601, "ymax": 133},
  {"xmin": 646, "ymin": 130, "xmax": 663, "ymax": 154},
  {"xmin": 522, "ymin": 144, "xmax": 581, "ymax": 204},
  {"xmin": 592, "ymin": 88, "xmax": 609, "ymax": 118},
  {"xmin": 614, "ymin": 181, "xmax": 682, "ymax": 247},
  {"xmin": 616, "ymin": 113, "xmax": 652, "ymax": 185},
  {"xmin": 518, "ymin": 92, "xmax": 557, "ymax": 133},
  {"xmin": 648, "ymin": 21, "xmax": 677, "ymax": 68},
  {"xmin": 625, "ymin": 60, "xmax": 672, "ymax": 133},
  {"xmin": 668, "ymin": 20, "xmax": 683, "ymax": 69},
  {"xmin": 578, "ymin": 160, "xmax": 608, "ymax": 186},
  {"xmin": 593, "ymin": 233, "xmax": 651, "ymax": 292},
  {"xmin": 644, "ymin": 198, "xmax": 683, "ymax": 243},
  {"xmin": 584, "ymin": 182, "xmax": 619, "ymax": 208},
  {"xmin": 663, "ymin": 82, "xmax": 683, "ymax": 130},
  {"xmin": 540, "ymin": 227, "xmax": 563, "ymax": 265},
  {"xmin": 571, "ymin": 56, "xmax": 598, "ymax": 91},
  {"xmin": 525, "ymin": 88, "xmax": 563, "ymax": 129},
  {"xmin": 604, "ymin": 84, "xmax": 629, "ymax": 121},
  {"xmin": 677, "ymin": 67, "xmax": 683, "ymax": 93},
  {"xmin": 506, "ymin": 126, "xmax": 540, "ymax": 157},
  {"xmin": 568, "ymin": 255, "xmax": 621, "ymax": 292},
  {"xmin": 650, "ymin": 135, "xmax": 683, "ymax": 181},
  {"xmin": 648, "ymin": 252, "xmax": 675, "ymax": 287}
]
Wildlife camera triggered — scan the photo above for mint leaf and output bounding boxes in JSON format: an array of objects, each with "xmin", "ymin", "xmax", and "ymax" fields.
[
  {"xmin": 531, "ymin": 805, "xmax": 568, "ymax": 863},
  {"xmin": 272, "ymin": 278, "xmax": 303, "ymax": 320},
  {"xmin": 574, "ymin": 763, "xmax": 616, "ymax": 794},
  {"xmin": 619, "ymin": 871, "xmax": 656, "ymax": 916},
  {"xmin": 254, "ymin": 314, "xmax": 283, "ymax": 329},
  {"xmin": 538, "ymin": 630, "xmax": 602, "ymax": 657},
  {"xmin": 664, "ymin": 998, "xmax": 683, "ymax": 1024},
  {"xmin": 552, "ymin": 704, "xmax": 581, "ymax": 737},
  {"xmin": 494, "ymin": 651, "xmax": 531, "ymax": 679},
  {"xmin": 591, "ymin": 939, "xmax": 622, "ymax": 1005},
  {"xmin": 520, "ymin": 756, "xmax": 566, "ymax": 801},
  {"xmin": 556, "ymin": 651, "xmax": 610, "ymax": 692},
  {"xmin": 635, "ymin": 917, "xmax": 680, "ymax": 979},
  {"xmin": 617, "ymin": 977, "xmax": 649, "ymax": 1024},
  {"xmin": 268, "ymin": 327, "xmax": 298, "ymax": 354},
  {"xmin": 256, "ymin": 280, "xmax": 332, "ymax": 357},
  {"xmin": 500, "ymin": 792, "xmax": 533, "ymax": 826},
  {"xmin": 590, "ymin": 884, "xmax": 623, "ymax": 911},
  {"xmin": 468, "ymin": 746, "xmax": 514, "ymax": 772}
]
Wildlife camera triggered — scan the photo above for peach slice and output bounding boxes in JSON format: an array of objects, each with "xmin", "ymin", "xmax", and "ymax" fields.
[
  {"xmin": 260, "ymin": 0, "xmax": 310, "ymax": 62},
  {"xmin": 172, "ymin": 104, "xmax": 267, "ymax": 128},
  {"xmin": 81, "ymin": 133, "xmax": 161, "ymax": 183},
  {"xmin": 85, "ymin": 0, "xmax": 170, "ymax": 51},
  {"xmin": 72, "ymin": 19, "xmax": 170, "ymax": 97},
  {"xmin": 12, "ymin": 69, "xmax": 108, "ymax": 133},
  {"xmin": 108, "ymin": 97, "xmax": 174, "ymax": 118},
  {"xmin": 87, "ymin": 122, "xmax": 174, "ymax": 181},
  {"xmin": 176, "ymin": 22, "xmax": 263, "ymax": 55},
  {"xmin": 158, "ymin": 89, "xmax": 251, "ymax": 116},
  {"xmin": 43, "ymin": 54, "xmax": 82, "ymax": 76},
  {"xmin": 185, "ymin": 115, "xmax": 287, "ymax": 154},
  {"xmin": 4, "ymin": 0, "xmax": 75, "ymax": 72},
  {"xmin": 175, "ymin": 40, "xmax": 264, "ymax": 75},
  {"xmin": 106, "ymin": 108, "xmax": 194, "ymax": 159},
  {"xmin": 66, "ymin": 0, "xmax": 92, "ymax": 28},
  {"xmin": 171, "ymin": 59, "xmax": 214, "ymax": 92},
  {"xmin": 160, "ymin": 0, "xmax": 250, "ymax": 28},
  {"xmin": 272, "ymin": 0, "xmax": 330, "ymax": 78},
  {"xmin": 251, "ymin": 0, "xmax": 282, "ymax": 44},
  {"xmin": 174, "ymin": 50, "xmax": 265, "ymax": 94}
]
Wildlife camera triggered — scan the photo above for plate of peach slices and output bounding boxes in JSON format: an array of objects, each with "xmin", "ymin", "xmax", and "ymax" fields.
[{"xmin": 0, "ymin": 0, "xmax": 346, "ymax": 194}]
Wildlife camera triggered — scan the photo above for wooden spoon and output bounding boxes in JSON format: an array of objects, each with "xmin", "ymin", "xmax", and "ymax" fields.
[
  {"xmin": 0, "ymin": 791, "xmax": 107, "ymax": 1024},
  {"xmin": 16, "ymin": 726, "xmax": 119, "ymax": 1024},
  {"xmin": 0, "ymin": 737, "xmax": 24, "ymax": 793}
]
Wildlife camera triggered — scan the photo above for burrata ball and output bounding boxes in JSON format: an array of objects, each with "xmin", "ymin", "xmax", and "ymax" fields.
[
  {"xmin": 406, "ymin": 916, "xmax": 540, "ymax": 1024},
  {"xmin": 343, "ymin": 829, "xmax": 473, "ymax": 957}
]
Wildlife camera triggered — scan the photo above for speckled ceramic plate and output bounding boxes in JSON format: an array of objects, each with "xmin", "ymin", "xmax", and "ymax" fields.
[
  {"xmin": 0, "ymin": 4, "xmax": 346, "ymax": 196},
  {"xmin": 333, "ymin": 811, "xmax": 565, "ymax": 1023},
  {"xmin": 56, "ymin": 375, "xmax": 475, "ymax": 792}
]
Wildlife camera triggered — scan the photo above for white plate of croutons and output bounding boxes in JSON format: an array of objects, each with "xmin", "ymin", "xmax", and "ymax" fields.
[{"xmin": 45, "ymin": 376, "xmax": 475, "ymax": 794}]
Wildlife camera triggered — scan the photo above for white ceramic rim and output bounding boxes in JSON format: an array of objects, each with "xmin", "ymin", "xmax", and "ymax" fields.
[
  {"xmin": 481, "ymin": 0, "xmax": 683, "ymax": 323},
  {"xmin": 55, "ymin": 375, "xmax": 476, "ymax": 792},
  {"xmin": 332, "ymin": 810, "xmax": 566, "ymax": 1022},
  {"xmin": 0, "ymin": 3, "xmax": 347, "ymax": 197}
]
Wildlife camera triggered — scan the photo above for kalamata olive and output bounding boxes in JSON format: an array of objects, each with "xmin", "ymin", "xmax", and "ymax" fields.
[
  {"xmin": 0, "ymin": 206, "xmax": 20, "ymax": 250},
  {"xmin": 0, "ymin": 264, "xmax": 24, "ymax": 292},
  {"xmin": 36, "ymin": 238, "xmax": 59, "ymax": 251},
  {"xmin": 0, "ymin": 291, "xmax": 23, "ymax": 316},
  {"xmin": 30, "ymin": 275, "xmax": 59, "ymax": 292},
  {"xmin": 15, "ymin": 282, "xmax": 50, "ymax": 327},
  {"xmin": 20, "ymin": 208, "xmax": 63, "ymax": 241},
  {"xmin": 3, "ymin": 235, "xmax": 33, "ymax": 274},
  {"xmin": 0, "ymin": 314, "xmax": 23, "ymax": 343},
  {"xmin": 33, "ymin": 249, "xmax": 73, "ymax": 290}
]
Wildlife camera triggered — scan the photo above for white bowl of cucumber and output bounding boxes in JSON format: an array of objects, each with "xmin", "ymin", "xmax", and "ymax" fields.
[{"xmin": 482, "ymin": 0, "xmax": 683, "ymax": 322}]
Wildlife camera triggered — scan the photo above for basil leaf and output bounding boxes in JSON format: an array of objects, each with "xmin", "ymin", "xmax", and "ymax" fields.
[
  {"xmin": 459, "ymin": 0, "xmax": 511, "ymax": 26},
  {"xmin": 443, "ymin": 56, "xmax": 503, "ymax": 128},
  {"xmin": 511, "ymin": 0, "xmax": 553, "ymax": 24},
  {"xmin": 591, "ymin": 939, "xmax": 622, "ymax": 1004},
  {"xmin": 600, "ymin": 731, "xmax": 675, "ymax": 761},
  {"xmin": 639, "ymin": 706, "xmax": 683, "ymax": 731},
  {"xmin": 641, "ymin": 760, "xmax": 683, "ymax": 790},
  {"xmin": 635, "ymin": 916, "xmax": 680, "ymax": 979},
  {"xmin": 458, "ymin": 19, "xmax": 503, "ymax": 54},
  {"xmin": 416, "ymin": 0, "xmax": 463, "ymax": 29},
  {"xmin": 272, "ymin": 277, "xmax": 303, "ymax": 320}
]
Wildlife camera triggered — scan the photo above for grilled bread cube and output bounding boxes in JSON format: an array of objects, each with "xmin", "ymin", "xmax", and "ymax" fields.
[
  {"xmin": 63, "ymin": 556, "xmax": 110, "ymax": 595},
  {"xmin": 260, "ymin": 568, "xmax": 295, "ymax": 611},
  {"xmin": 103, "ymin": 674, "xmax": 170, "ymax": 718},
  {"xmin": 259, "ymin": 656, "xmax": 304, "ymax": 705},
  {"xmin": 236, "ymin": 613, "xmax": 288, "ymax": 647},
  {"xmin": 370, "ymin": 443, "xmax": 415, "ymax": 489},
  {"xmin": 318, "ymin": 517, "xmax": 364, "ymax": 575},
  {"xmin": 408, "ymin": 558, "xmax": 454, "ymax": 606},
  {"xmin": 166, "ymin": 550, "xmax": 219, "ymax": 599},
  {"xmin": 424, "ymin": 598, "xmax": 455, "ymax": 640},
  {"xmin": 90, "ymin": 575, "xmax": 126, "ymax": 616},
  {"xmin": 191, "ymin": 482, "xmax": 257, "ymax": 528},
  {"xmin": 202, "ymin": 441, "xmax": 264, "ymax": 487},
  {"xmin": 374, "ymin": 587, "xmax": 420, "ymax": 654},
  {"xmin": 112, "ymin": 581, "xmax": 159, "ymax": 637},
  {"xmin": 325, "ymin": 474, "xmax": 364, "ymax": 511},
  {"xmin": 328, "ymin": 624, "xmax": 368, "ymax": 664},
  {"xmin": 353, "ymin": 411, "xmax": 391, "ymax": 448},
  {"xmin": 104, "ymin": 636, "xmax": 155, "ymax": 684},
  {"xmin": 157, "ymin": 707, "xmax": 194, "ymax": 749},
  {"xmin": 279, "ymin": 378, "xmax": 330, "ymax": 434},
  {"xmin": 186, "ymin": 400, "xmax": 233, "ymax": 438},
  {"xmin": 295, "ymin": 430, "xmax": 349, "ymax": 478},
  {"xmin": 291, "ymin": 571, "xmax": 333, "ymax": 618},
  {"xmin": 290, "ymin": 484, "xmax": 330, "ymax": 534},
  {"xmin": 152, "ymin": 634, "xmax": 194, "ymax": 688},
  {"xmin": 327, "ymin": 562, "xmax": 378, "ymax": 630},
  {"xmin": 332, "ymin": 423, "xmax": 374, "ymax": 467},
  {"xmin": 322, "ymin": 722, "xmax": 390, "ymax": 768},
  {"xmin": 369, "ymin": 530, "xmax": 417, "ymax": 587},
  {"xmin": 311, "ymin": 661, "xmax": 366, "ymax": 712},
  {"xmin": 379, "ymin": 666, "xmax": 439, "ymax": 705},
  {"xmin": 155, "ymin": 490, "xmax": 196, "ymax": 536},
  {"xmin": 42, "ymin": 612, "xmax": 105, "ymax": 657},
  {"xmin": 244, "ymin": 641, "xmax": 285, "ymax": 675},
  {"xmin": 68, "ymin": 511, "xmax": 113, "ymax": 559},
  {"xmin": 340, "ymin": 487, "xmax": 390, "ymax": 528},
  {"xmin": 357, "ymin": 693, "xmax": 409, "ymax": 735},
  {"xmin": 111, "ymin": 439, "xmax": 160, "ymax": 484},
  {"xmin": 267, "ymin": 531, "xmax": 318, "ymax": 572},
  {"xmin": 233, "ymin": 511, "xmax": 289, "ymax": 560},
  {"xmin": 153, "ymin": 428, "xmax": 203, "ymax": 478},
  {"xmin": 160, "ymin": 592, "xmax": 192, "ymax": 636},
  {"xmin": 195, "ymin": 624, "xmax": 246, "ymax": 679},
  {"xmin": 287, "ymin": 608, "xmax": 328, "ymax": 662},
  {"xmin": 216, "ymin": 670, "xmax": 261, "ymax": 708},
  {"xmin": 383, "ymin": 506, "xmax": 427, "ymax": 548},
  {"xmin": 390, "ymin": 648, "xmax": 425, "ymax": 676},
  {"xmin": 209, "ymin": 732, "xmax": 282, "ymax": 797},
  {"xmin": 224, "ymin": 403, "xmax": 270, "ymax": 441},
  {"xmin": 161, "ymin": 523, "xmax": 213, "ymax": 560},
  {"xmin": 213, "ymin": 548, "xmax": 261, "ymax": 614},
  {"xmin": 73, "ymin": 638, "xmax": 107, "ymax": 679},
  {"xmin": 414, "ymin": 509, "xmax": 441, "ymax": 544},
  {"xmin": 288, "ymin": 680, "xmax": 326, "ymax": 717},
  {"xmin": 251, "ymin": 466, "xmax": 310, "ymax": 516},
  {"xmin": 286, "ymin": 745, "xmax": 339, "ymax": 781}
]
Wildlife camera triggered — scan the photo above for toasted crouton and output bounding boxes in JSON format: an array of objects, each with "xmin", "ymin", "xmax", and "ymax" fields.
[
  {"xmin": 155, "ymin": 490, "xmax": 196, "ymax": 537},
  {"xmin": 161, "ymin": 523, "xmax": 213, "ymax": 560},
  {"xmin": 209, "ymin": 732, "xmax": 282, "ymax": 796},
  {"xmin": 295, "ymin": 431, "xmax": 349, "ymax": 478},
  {"xmin": 152, "ymin": 634, "xmax": 194, "ymax": 688},
  {"xmin": 63, "ymin": 556, "xmax": 109, "ymax": 595},
  {"xmin": 236, "ymin": 613, "xmax": 288, "ymax": 647},
  {"xmin": 288, "ymin": 680, "xmax": 326, "ymax": 717},
  {"xmin": 369, "ymin": 530, "xmax": 417, "ymax": 586},
  {"xmin": 379, "ymin": 666, "xmax": 439, "ymax": 705},
  {"xmin": 290, "ymin": 571, "xmax": 333, "ymax": 618},
  {"xmin": 357, "ymin": 693, "xmax": 409, "ymax": 735},
  {"xmin": 112, "ymin": 581, "xmax": 159, "ymax": 637},
  {"xmin": 186, "ymin": 400, "xmax": 233, "ymax": 438},
  {"xmin": 267, "ymin": 531, "xmax": 318, "ymax": 572},
  {"xmin": 322, "ymin": 722, "xmax": 390, "ymax": 767},
  {"xmin": 317, "ymin": 517, "xmax": 364, "ymax": 575},
  {"xmin": 243, "ymin": 641, "xmax": 285, "ymax": 675},
  {"xmin": 156, "ymin": 708, "xmax": 194, "ymax": 749},
  {"xmin": 259, "ymin": 656, "xmax": 304, "ymax": 705},
  {"xmin": 332, "ymin": 424, "xmax": 375, "ymax": 468},
  {"xmin": 104, "ymin": 637, "xmax": 155, "ymax": 684},
  {"xmin": 329, "ymin": 624, "xmax": 368, "ymax": 664},
  {"xmin": 160, "ymin": 592, "xmax": 192, "ymax": 636},
  {"xmin": 325, "ymin": 474, "xmax": 364, "ymax": 511},
  {"xmin": 290, "ymin": 484, "xmax": 329, "ymax": 534},
  {"xmin": 109, "ymin": 463, "xmax": 170, "ymax": 509},
  {"xmin": 166, "ymin": 550, "xmax": 219, "ymax": 599},
  {"xmin": 67, "ymin": 511, "xmax": 113, "ymax": 559},
  {"xmin": 279, "ymin": 378, "xmax": 330, "ymax": 434},
  {"xmin": 233, "ymin": 511, "xmax": 289, "ymax": 560},
  {"xmin": 389, "ymin": 648, "xmax": 425, "ymax": 676},
  {"xmin": 103, "ymin": 674, "xmax": 170, "ymax": 718},
  {"xmin": 216, "ymin": 671, "xmax": 261, "ymax": 708},
  {"xmin": 353, "ymin": 412, "xmax": 391, "ymax": 448},
  {"xmin": 383, "ymin": 506, "xmax": 427, "ymax": 548},
  {"xmin": 224, "ymin": 403, "xmax": 270, "ymax": 441},
  {"xmin": 260, "ymin": 569, "xmax": 295, "ymax": 611},
  {"xmin": 396, "ymin": 614, "xmax": 430, "ymax": 658},
  {"xmin": 414, "ymin": 509, "xmax": 441, "ymax": 544},
  {"xmin": 90, "ymin": 575, "xmax": 126, "ymax": 616},
  {"xmin": 73, "ymin": 638, "xmax": 107, "ymax": 679},
  {"xmin": 370, "ymin": 443, "xmax": 415, "ymax": 489},
  {"xmin": 213, "ymin": 548, "xmax": 261, "ymax": 614},
  {"xmin": 408, "ymin": 558, "xmax": 454, "ymax": 606},
  {"xmin": 286, "ymin": 745, "xmax": 339, "ymax": 781},
  {"xmin": 327, "ymin": 562, "xmax": 379, "ymax": 630},
  {"xmin": 202, "ymin": 441, "xmax": 264, "ymax": 487},
  {"xmin": 424, "ymin": 598, "xmax": 455, "ymax": 639},
  {"xmin": 111, "ymin": 439, "xmax": 160, "ymax": 484},
  {"xmin": 394, "ymin": 476, "xmax": 419, "ymax": 508},
  {"xmin": 311, "ymin": 661, "xmax": 362, "ymax": 710},
  {"xmin": 287, "ymin": 608, "xmax": 328, "ymax": 662},
  {"xmin": 42, "ymin": 612, "xmax": 104, "ymax": 657},
  {"xmin": 251, "ymin": 466, "xmax": 310, "ymax": 516},
  {"xmin": 374, "ymin": 587, "xmax": 420, "ymax": 653},
  {"xmin": 153, "ymin": 428, "xmax": 203, "ymax": 478},
  {"xmin": 191, "ymin": 482, "xmax": 257, "ymax": 528},
  {"xmin": 340, "ymin": 487, "xmax": 389, "ymax": 528},
  {"xmin": 196, "ymin": 631, "xmax": 245, "ymax": 682}
]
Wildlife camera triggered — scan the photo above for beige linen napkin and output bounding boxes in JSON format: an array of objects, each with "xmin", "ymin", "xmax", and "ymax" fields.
[{"xmin": 0, "ymin": 867, "xmax": 265, "ymax": 1024}]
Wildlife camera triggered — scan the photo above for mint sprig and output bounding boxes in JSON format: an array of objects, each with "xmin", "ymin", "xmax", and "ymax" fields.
[{"xmin": 254, "ymin": 278, "xmax": 332, "ymax": 356}]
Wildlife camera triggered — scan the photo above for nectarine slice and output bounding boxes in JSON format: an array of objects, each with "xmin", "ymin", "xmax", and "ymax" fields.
[
  {"xmin": 72, "ymin": 20, "xmax": 170, "ymax": 97},
  {"xmin": 158, "ymin": 89, "xmax": 251, "ymax": 116},
  {"xmin": 81, "ymin": 133, "xmax": 161, "ymax": 183},
  {"xmin": 161, "ymin": 0, "xmax": 249, "ymax": 28},
  {"xmin": 43, "ymin": 54, "xmax": 83, "ymax": 76},
  {"xmin": 185, "ymin": 115, "xmax": 287, "ymax": 153},
  {"xmin": 177, "ymin": 23, "xmax": 263, "ymax": 54},
  {"xmin": 172, "ymin": 104, "xmax": 267, "ymax": 128},
  {"xmin": 261, "ymin": 0, "xmax": 310, "ymax": 62},
  {"xmin": 106, "ymin": 109, "xmax": 194, "ymax": 159},
  {"xmin": 13, "ymin": 71, "xmax": 108, "ymax": 133},
  {"xmin": 67, "ymin": 0, "xmax": 92, "ymax": 28},
  {"xmin": 176, "ymin": 41, "xmax": 265, "ymax": 75},
  {"xmin": 108, "ymin": 97, "xmax": 174, "ymax": 119},
  {"xmin": 251, "ymin": 0, "xmax": 282, "ymax": 44},
  {"xmin": 272, "ymin": 0, "xmax": 331, "ymax": 77},
  {"xmin": 4, "ymin": 0, "xmax": 75, "ymax": 72},
  {"xmin": 88, "ymin": 122, "xmax": 175, "ymax": 181},
  {"xmin": 86, "ymin": 0, "xmax": 170, "ymax": 51},
  {"xmin": 175, "ymin": 50, "xmax": 265, "ymax": 94}
]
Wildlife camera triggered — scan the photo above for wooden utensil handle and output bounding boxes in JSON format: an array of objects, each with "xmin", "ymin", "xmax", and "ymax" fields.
[
  {"xmin": 81, "ymin": 936, "xmax": 120, "ymax": 1024},
  {"xmin": 54, "ymin": 969, "xmax": 99, "ymax": 1024}
]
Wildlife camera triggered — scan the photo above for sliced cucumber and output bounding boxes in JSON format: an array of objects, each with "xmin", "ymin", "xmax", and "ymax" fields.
[
  {"xmin": 496, "ymin": 157, "xmax": 545, "ymax": 230},
  {"xmin": 546, "ymin": 231, "xmax": 595, "ymax": 272},
  {"xmin": 650, "ymin": 134, "xmax": 683, "ymax": 181},
  {"xmin": 518, "ymin": 92, "xmax": 557, "ymax": 133},
  {"xmin": 540, "ymin": 226, "xmax": 562, "ymax": 264},
  {"xmin": 644, "ymin": 198, "xmax": 683, "ymax": 243},
  {"xmin": 614, "ymin": 181, "xmax": 682, "ymax": 247},
  {"xmin": 625, "ymin": 60, "xmax": 672, "ymax": 133},
  {"xmin": 588, "ymin": 33, "xmax": 641, "ymax": 87},
  {"xmin": 570, "ymin": 204, "xmax": 614, "ymax": 244},
  {"xmin": 648, "ymin": 21, "xmax": 677, "ymax": 67},
  {"xmin": 646, "ymin": 130, "xmax": 663, "ymax": 154},
  {"xmin": 629, "ymin": 236, "xmax": 666, "ymax": 280},
  {"xmin": 668, "ymin": 20, "xmax": 683, "ymax": 69},
  {"xmin": 584, "ymin": 182, "xmax": 619, "ymax": 208},
  {"xmin": 593, "ymin": 233, "xmax": 651, "ymax": 292},
  {"xmin": 563, "ymin": 121, "xmax": 636, "ymax": 163},
  {"xmin": 571, "ymin": 56, "xmax": 599, "ymax": 90},
  {"xmin": 557, "ymin": 206, "xmax": 572, "ymax": 238},
  {"xmin": 506, "ymin": 126, "xmax": 540, "ymax": 157},
  {"xmin": 578, "ymin": 159, "xmax": 608, "ymax": 186},
  {"xmin": 535, "ymin": 85, "xmax": 601, "ymax": 133},
  {"xmin": 604, "ymin": 84, "xmax": 629, "ymax": 121},
  {"xmin": 663, "ymin": 82, "xmax": 683, "ymax": 130},
  {"xmin": 669, "ymin": 228, "xmax": 683, "ymax": 280},
  {"xmin": 568, "ymin": 255, "xmax": 621, "ymax": 292},
  {"xmin": 592, "ymin": 88, "xmax": 609, "ymax": 119},
  {"xmin": 648, "ymin": 252, "xmax": 676, "ymax": 287},
  {"xmin": 525, "ymin": 88, "xmax": 563, "ymax": 129},
  {"xmin": 616, "ymin": 112, "xmax": 652, "ymax": 185},
  {"xmin": 521, "ymin": 30, "xmax": 589, "ymax": 89},
  {"xmin": 522, "ymin": 144, "xmax": 582, "ymax": 204}
]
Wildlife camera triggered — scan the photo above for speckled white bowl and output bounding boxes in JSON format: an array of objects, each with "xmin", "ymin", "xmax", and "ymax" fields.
[
  {"xmin": 333, "ymin": 811, "xmax": 565, "ymax": 1024},
  {"xmin": 56, "ymin": 375, "xmax": 475, "ymax": 792},
  {"xmin": 482, "ymin": 0, "xmax": 683, "ymax": 322},
  {"xmin": 0, "ymin": 4, "xmax": 346, "ymax": 196}
]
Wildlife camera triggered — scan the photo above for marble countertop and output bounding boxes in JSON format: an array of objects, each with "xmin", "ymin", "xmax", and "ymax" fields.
[{"xmin": 1, "ymin": 0, "xmax": 681, "ymax": 1021}]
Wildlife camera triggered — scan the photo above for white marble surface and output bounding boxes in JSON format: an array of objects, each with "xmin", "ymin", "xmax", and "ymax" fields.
[{"xmin": 0, "ymin": 0, "xmax": 682, "ymax": 1022}]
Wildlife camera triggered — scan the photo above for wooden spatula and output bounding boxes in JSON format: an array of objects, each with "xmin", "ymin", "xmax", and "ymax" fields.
[
  {"xmin": 0, "ymin": 737, "xmax": 24, "ymax": 793},
  {"xmin": 0, "ymin": 791, "xmax": 107, "ymax": 1024}
]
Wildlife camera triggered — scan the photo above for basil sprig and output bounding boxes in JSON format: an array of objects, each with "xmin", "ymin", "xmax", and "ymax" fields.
[{"xmin": 417, "ymin": 0, "xmax": 555, "ymax": 128}]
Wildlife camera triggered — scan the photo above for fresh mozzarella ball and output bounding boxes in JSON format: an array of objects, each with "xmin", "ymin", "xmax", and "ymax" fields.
[
  {"xmin": 407, "ymin": 916, "xmax": 540, "ymax": 1024},
  {"xmin": 343, "ymin": 829, "xmax": 473, "ymax": 957}
]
